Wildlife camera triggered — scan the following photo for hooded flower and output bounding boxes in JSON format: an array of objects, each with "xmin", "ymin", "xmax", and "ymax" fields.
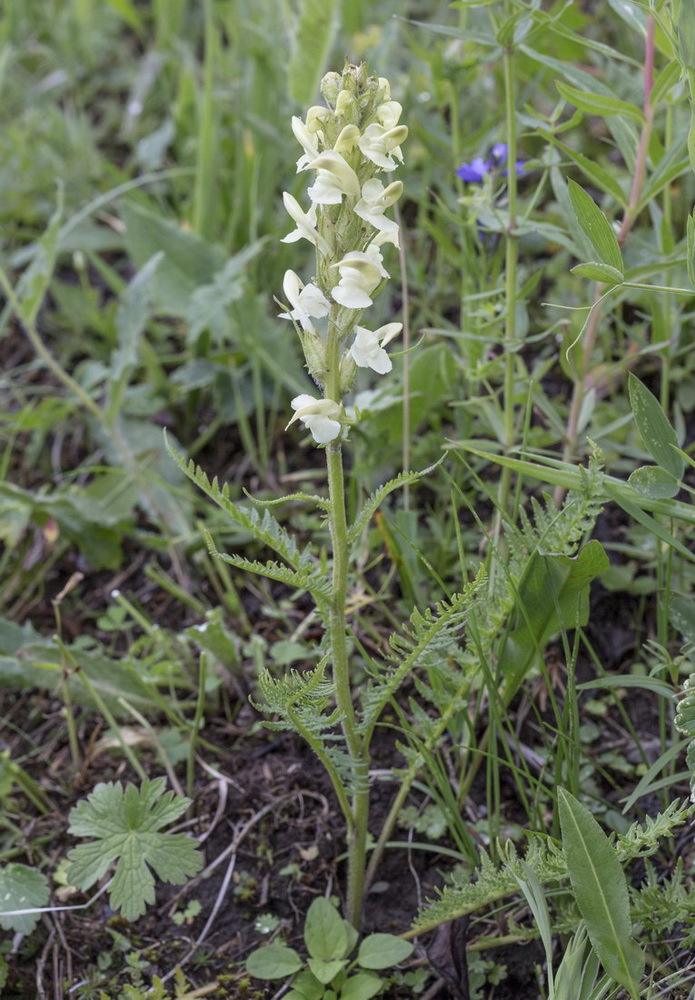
[
  {"xmin": 348, "ymin": 323, "xmax": 402, "ymax": 374},
  {"xmin": 457, "ymin": 143, "xmax": 526, "ymax": 183},
  {"xmin": 286, "ymin": 394, "xmax": 342, "ymax": 443},
  {"xmin": 331, "ymin": 245, "xmax": 389, "ymax": 309},
  {"xmin": 357, "ymin": 123, "xmax": 407, "ymax": 171},
  {"xmin": 278, "ymin": 270, "xmax": 330, "ymax": 332},
  {"xmin": 281, "ymin": 193, "xmax": 329, "ymax": 254},
  {"xmin": 291, "ymin": 116, "xmax": 320, "ymax": 172},
  {"xmin": 354, "ymin": 179, "xmax": 402, "ymax": 237},
  {"xmin": 307, "ymin": 151, "xmax": 360, "ymax": 205}
]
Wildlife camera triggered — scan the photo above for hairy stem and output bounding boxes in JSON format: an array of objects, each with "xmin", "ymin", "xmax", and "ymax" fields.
[{"xmin": 325, "ymin": 308, "xmax": 369, "ymax": 930}]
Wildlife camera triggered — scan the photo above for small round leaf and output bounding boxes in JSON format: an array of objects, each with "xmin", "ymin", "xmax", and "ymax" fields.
[
  {"xmin": 246, "ymin": 944, "xmax": 303, "ymax": 980},
  {"xmin": 357, "ymin": 933, "xmax": 414, "ymax": 970}
]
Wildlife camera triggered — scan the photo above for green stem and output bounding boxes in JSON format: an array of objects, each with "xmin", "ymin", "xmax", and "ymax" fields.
[
  {"xmin": 325, "ymin": 310, "xmax": 369, "ymax": 930},
  {"xmin": 492, "ymin": 21, "xmax": 520, "ymax": 564}
]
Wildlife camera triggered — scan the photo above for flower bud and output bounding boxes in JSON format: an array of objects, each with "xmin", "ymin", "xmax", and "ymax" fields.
[{"xmin": 320, "ymin": 72, "xmax": 341, "ymax": 105}]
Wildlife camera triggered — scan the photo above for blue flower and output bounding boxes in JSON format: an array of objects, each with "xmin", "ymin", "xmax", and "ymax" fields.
[{"xmin": 457, "ymin": 143, "xmax": 526, "ymax": 183}]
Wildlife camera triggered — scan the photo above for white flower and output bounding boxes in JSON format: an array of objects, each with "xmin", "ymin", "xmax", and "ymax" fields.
[
  {"xmin": 358, "ymin": 124, "xmax": 407, "ymax": 171},
  {"xmin": 349, "ymin": 323, "xmax": 402, "ymax": 374},
  {"xmin": 281, "ymin": 192, "xmax": 329, "ymax": 254},
  {"xmin": 376, "ymin": 101, "xmax": 402, "ymax": 130},
  {"xmin": 286, "ymin": 394, "xmax": 342, "ymax": 443},
  {"xmin": 354, "ymin": 179, "xmax": 403, "ymax": 236},
  {"xmin": 291, "ymin": 116, "xmax": 320, "ymax": 171},
  {"xmin": 278, "ymin": 270, "xmax": 330, "ymax": 332},
  {"xmin": 331, "ymin": 246, "xmax": 389, "ymax": 309},
  {"xmin": 307, "ymin": 151, "xmax": 361, "ymax": 205}
]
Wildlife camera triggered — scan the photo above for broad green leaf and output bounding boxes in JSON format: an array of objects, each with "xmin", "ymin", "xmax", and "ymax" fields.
[
  {"xmin": 570, "ymin": 262, "xmax": 623, "ymax": 285},
  {"xmin": 628, "ymin": 375, "xmax": 684, "ymax": 480},
  {"xmin": 678, "ymin": 0, "xmax": 695, "ymax": 69},
  {"xmin": 307, "ymin": 957, "xmax": 346, "ymax": 984},
  {"xmin": 627, "ymin": 466, "xmax": 679, "ymax": 499},
  {"xmin": 357, "ymin": 933, "xmax": 414, "ymax": 970},
  {"xmin": 540, "ymin": 133, "xmax": 626, "ymax": 205},
  {"xmin": 556, "ymin": 81, "xmax": 644, "ymax": 124},
  {"xmin": 568, "ymin": 180, "xmax": 623, "ymax": 271},
  {"xmin": 67, "ymin": 779, "xmax": 202, "ymax": 921},
  {"xmin": 499, "ymin": 541, "xmax": 609, "ymax": 700},
  {"xmin": 121, "ymin": 201, "xmax": 225, "ymax": 316},
  {"xmin": 304, "ymin": 897, "xmax": 348, "ymax": 960},
  {"xmin": 0, "ymin": 864, "xmax": 49, "ymax": 934},
  {"xmin": 246, "ymin": 944, "xmax": 303, "ymax": 980},
  {"xmin": 558, "ymin": 788, "xmax": 644, "ymax": 996},
  {"xmin": 289, "ymin": 969, "xmax": 325, "ymax": 999},
  {"xmin": 669, "ymin": 592, "xmax": 695, "ymax": 644},
  {"xmin": 107, "ymin": 253, "xmax": 163, "ymax": 416},
  {"xmin": 286, "ymin": 0, "xmax": 338, "ymax": 107},
  {"xmin": 341, "ymin": 972, "xmax": 384, "ymax": 1000}
]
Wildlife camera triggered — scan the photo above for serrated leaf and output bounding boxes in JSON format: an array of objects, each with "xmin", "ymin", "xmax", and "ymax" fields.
[
  {"xmin": 304, "ymin": 897, "xmax": 348, "ymax": 960},
  {"xmin": 0, "ymin": 864, "xmax": 50, "ymax": 934},
  {"xmin": 627, "ymin": 466, "xmax": 679, "ymax": 499},
  {"xmin": 568, "ymin": 180, "xmax": 623, "ymax": 271},
  {"xmin": 556, "ymin": 80, "xmax": 644, "ymax": 124},
  {"xmin": 67, "ymin": 779, "xmax": 202, "ymax": 921},
  {"xmin": 246, "ymin": 944, "xmax": 303, "ymax": 980},
  {"xmin": 628, "ymin": 375, "xmax": 684, "ymax": 480},
  {"xmin": 570, "ymin": 262, "xmax": 624, "ymax": 284},
  {"xmin": 558, "ymin": 788, "xmax": 644, "ymax": 996},
  {"xmin": 357, "ymin": 933, "xmax": 414, "ymax": 969}
]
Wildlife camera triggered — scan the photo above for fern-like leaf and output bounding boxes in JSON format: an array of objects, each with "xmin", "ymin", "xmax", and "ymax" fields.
[
  {"xmin": 411, "ymin": 799, "xmax": 693, "ymax": 936},
  {"xmin": 167, "ymin": 436, "xmax": 310, "ymax": 570},
  {"xmin": 255, "ymin": 661, "xmax": 363, "ymax": 801},
  {"xmin": 675, "ymin": 675, "xmax": 695, "ymax": 801},
  {"xmin": 359, "ymin": 569, "xmax": 485, "ymax": 745},
  {"xmin": 347, "ymin": 463, "xmax": 442, "ymax": 548}
]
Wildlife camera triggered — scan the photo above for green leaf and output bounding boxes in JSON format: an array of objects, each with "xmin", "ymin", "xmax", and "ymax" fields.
[
  {"xmin": 627, "ymin": 466, "xmax": 679, "ymax": 499},
  {"xmin": 678, "ymin": 0, "xmax": 695, "ymax": 69},
  {"xmin": 67, "ymin": 779, "xmax": 202, "ymax": 921},
  {"xmin": 307, "ymin": 957, "xmax": 346, "ymax": 984},
  {"xmin": 628, "ymin": 374, "xmax": 684, "ymax": 480},
  {"xmin": 570, "ymin": 262, "xmax": 623, "ymax": 284},
  {"xmin": 340, "ymin": 971, "xmax": 384, "ymax": 1000},
  {"xmin": 558, "ymin": 788, "xmax": 644, "ymax": 996},
  {"xmin": 246, "ymin": 944, "xmax": 303, "ymax": 980},
  {"xmin": 304, "ymin": 897, "xmax": 349, "ymax": 960},
  {"xmin": 286, "ymin": 0, "xmax": 338, "ymax": 107},
  {"xmin": 688, "ymin": 213, "xmax": 695, "ymax": 288},
  {"xmin": 540, "ymin": 132, "xmax": 626, "ymax": 205},
  {"xmin": 499, "ymin": 541, "xmax": 609, "ymax": 700},
  {"xmin": 556, "ymin": 81, "xmax": 644, "ymax": 124},
  {"xmin": 669, "ymin": 592, "xmax": 695, "ymax": 645},
  {"xmin": 357, "ymin": 934, "xmax": 414, "ymax": 970},
  {"xmin": 121, "ymin": 201, "xmax": 225, "ymax": 316},
  {"xmin": 0, "ymin": 864, "xmax": 50, "ymax": 934},
  {"xmin": 568, "ymin": 180, "xmax": 623, "ymax": 271}
]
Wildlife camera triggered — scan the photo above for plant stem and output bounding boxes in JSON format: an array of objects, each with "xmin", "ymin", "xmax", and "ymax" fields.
[
  {"xmin": 325, "ymin": 311, "xmax": 369, "ymax": 930},
  {"xmin": 492, "ymin": 17, "xmax": 521, "ymax": 565}
]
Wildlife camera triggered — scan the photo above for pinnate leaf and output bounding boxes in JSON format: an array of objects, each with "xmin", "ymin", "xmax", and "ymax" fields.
[{"xmin": 67, "ymin": 778, "xmax": 202, "ymax": 921}]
